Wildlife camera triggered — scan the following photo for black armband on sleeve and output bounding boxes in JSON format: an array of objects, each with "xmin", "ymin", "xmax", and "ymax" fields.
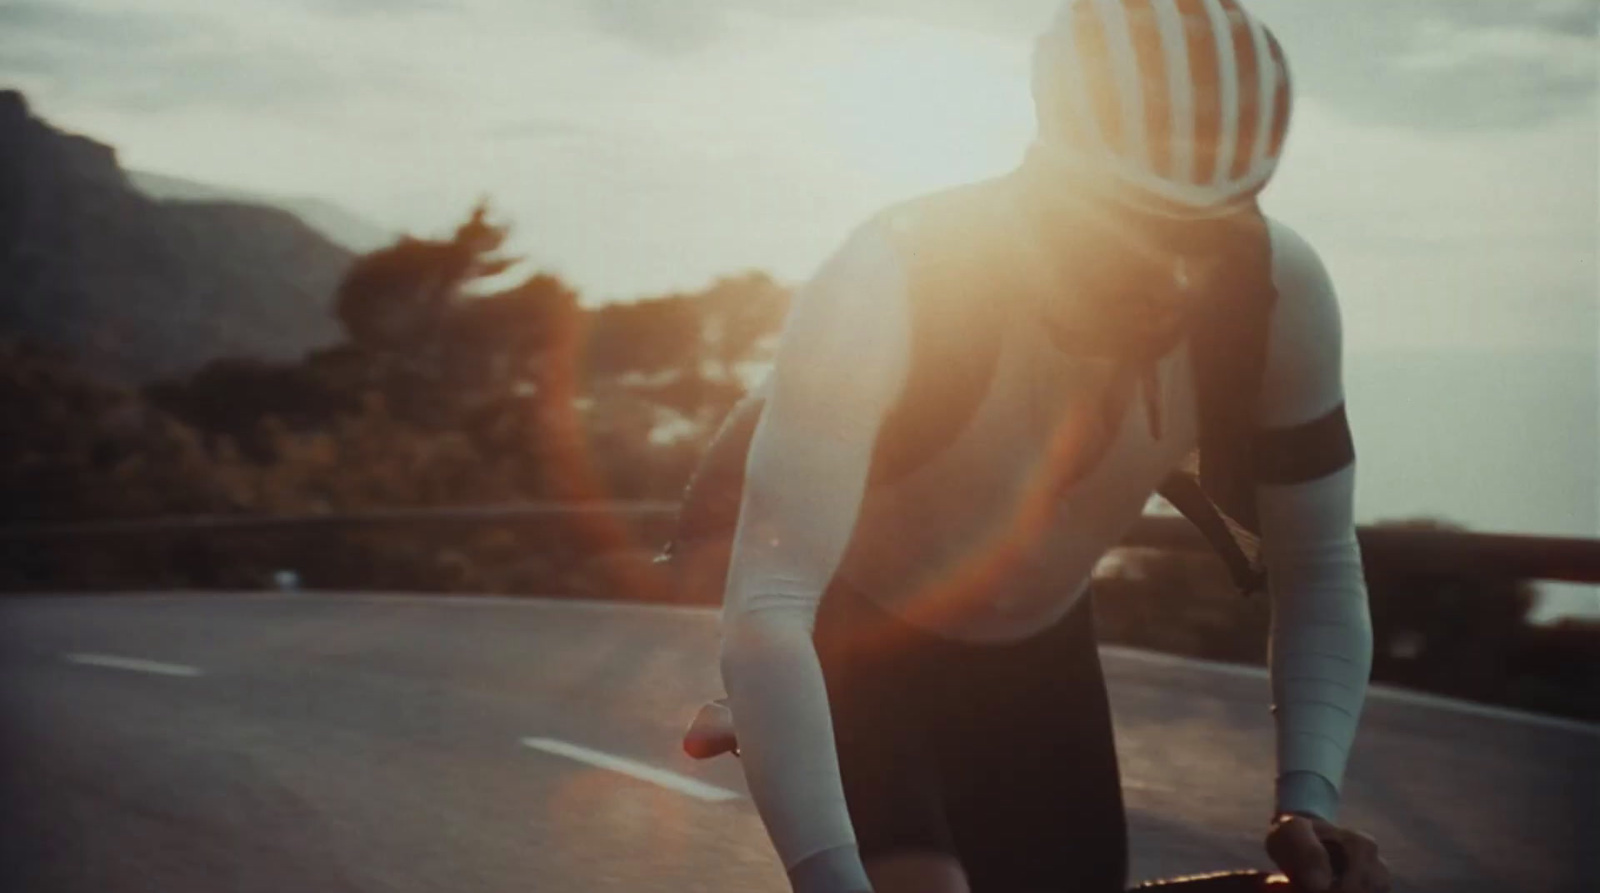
[{"xmin": 1253, "ymin": 403, "xmax": 1355, "ymax": 485}]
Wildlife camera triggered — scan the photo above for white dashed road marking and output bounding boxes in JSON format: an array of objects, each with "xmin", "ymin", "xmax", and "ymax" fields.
[
  {"xmin": 63, "ymin": 653, "xmax": 203, "ymax": 678},
  {"xmin": 47, "ymin": 594, "xmax": 1596, "ymax": 737},
  {"xmin": 521, "ymin": 737, "xmax": 742, "ymax": 802}
]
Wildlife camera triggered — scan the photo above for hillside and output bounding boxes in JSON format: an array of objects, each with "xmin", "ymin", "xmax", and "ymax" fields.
[
  {"xmin": 128, "ymin": 170, "xmax": 396, "ymax": 254},
  {"xmin": 0, "ymin": 89, "xmax": 347, "ymax": 382}
]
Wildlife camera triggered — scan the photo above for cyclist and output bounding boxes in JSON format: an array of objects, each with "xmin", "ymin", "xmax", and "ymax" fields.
[{"xmin": 707, "ymin": 1, "xmax": 1391, "ymax": 891}]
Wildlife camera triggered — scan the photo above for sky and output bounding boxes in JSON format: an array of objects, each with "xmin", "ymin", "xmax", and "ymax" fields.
[{"xmin": 3, "ymin": 0, "xmax": 1599, "ymax": 612}]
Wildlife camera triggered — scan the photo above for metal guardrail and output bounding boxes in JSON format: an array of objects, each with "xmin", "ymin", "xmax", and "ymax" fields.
[
  {"xmin": 3, "ymin": 504, "xmax": 1599, "ymax": 584},
  {"xmin": 1129, "ymin": 517, "xmax": 1600, "ymax": 585},
  {"xmin": 0, "ymin": 503, "xmax": 681, "ymax": 540}
]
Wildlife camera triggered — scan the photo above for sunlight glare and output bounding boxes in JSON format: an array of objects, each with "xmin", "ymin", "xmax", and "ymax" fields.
[{"xmin": 817, "ymin": 24, "xmax": 1036, "ymax": 197}]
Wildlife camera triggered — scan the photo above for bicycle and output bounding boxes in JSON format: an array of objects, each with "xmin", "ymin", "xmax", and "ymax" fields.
[{"xmin": 682, "ymin": 699, "xmax": 1347, "ymax": 892}]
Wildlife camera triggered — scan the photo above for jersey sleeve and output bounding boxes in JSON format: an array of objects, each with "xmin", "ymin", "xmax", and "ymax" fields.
[
  {"xmin": 719, "ymin": 218, "xmax": 913, "ymax": 891},
  {"xmin": 1254, "ymin": 220, "xmax": 1375, "ymax": 821}
]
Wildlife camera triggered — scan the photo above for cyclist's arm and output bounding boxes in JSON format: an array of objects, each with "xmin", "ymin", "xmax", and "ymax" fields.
[
  {"xmin": 1254, "ymin": 221, "xmax": 1374, "ymax": 822},
  {"xmin": 720, "ymin": 220, "xmax": 912, "ymax": 893}
]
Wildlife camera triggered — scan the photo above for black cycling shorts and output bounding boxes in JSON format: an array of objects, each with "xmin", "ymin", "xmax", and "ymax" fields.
[{"xmin": 813, "ymin": 582, "xmax": 1128, "ymax": 893}]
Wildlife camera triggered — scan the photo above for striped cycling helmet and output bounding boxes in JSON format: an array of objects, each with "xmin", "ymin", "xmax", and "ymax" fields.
[{"xmin": 1032, "ymin": 0, "xmax": 1293, "ymax": 217}]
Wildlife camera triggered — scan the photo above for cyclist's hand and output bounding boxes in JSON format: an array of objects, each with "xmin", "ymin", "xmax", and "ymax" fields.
[{"xmin": 1266, "ymin": 813, "xmax": 1390, "ymax": 893}]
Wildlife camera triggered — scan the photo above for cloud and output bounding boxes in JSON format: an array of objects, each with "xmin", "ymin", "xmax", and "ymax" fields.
[
  {"xmin": 584, "ymin": 0, "xmax": 725, "ymax": 54},
  {"xmin": 4, "ymin": 0, "xmax": 1591, "ymax": 141},
  {"xmin": 487, "ymin": 116, "xmax": 608, "ymax": 142},
  {"xmin": 572, "ymin": 0, "xmax": 1042, "ymax": 55},
  {"xmin": 574, "ymin": 0, "xmax": 1595, "ymax": 127},
  {"xmin": 1432, "ymin": 0, "xmax": 1598, "ymax": 37},
  {"xmin": 1261, "ymin": 0, "xmax": 1598, "ymax": 130},
  {"xmin": 301, "ymin": 0, "xmax": 454, "ymax": 15},
  {"xmin": 0, "ymin": 1, "xmax": 176, "ymax": 45},
  {"xmin": 1389, "ymin": 22, "xmax": 1596, "ymax": 127},
  {"xmin": 0, "ymin": 0, "xmax": 433, "ymax": 115}
]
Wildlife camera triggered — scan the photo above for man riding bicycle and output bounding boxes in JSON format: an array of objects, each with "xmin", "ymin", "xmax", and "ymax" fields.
[{"xmin": 678, "ymin": 1, "xmax": 1392, "ymax": 891}]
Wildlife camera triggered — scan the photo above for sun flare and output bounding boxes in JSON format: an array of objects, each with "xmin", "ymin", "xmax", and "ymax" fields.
[{"xmin": 816, "ymin": 26, "xmax": 1037, "ymax": 196}]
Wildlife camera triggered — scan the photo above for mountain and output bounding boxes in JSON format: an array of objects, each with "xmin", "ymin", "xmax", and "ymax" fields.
[
  {"xmin": 0, "ymin": 89, "xmax": 347, "ymax": 383},
  {"xmin": 128, "ymin": 170, "xmax": 396, "ymax": 254}
]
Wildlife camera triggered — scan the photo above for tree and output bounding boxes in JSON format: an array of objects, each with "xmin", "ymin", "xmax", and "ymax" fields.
[
  {"xmin": 144, "ymin": 356, "xmax": 355, "ymax": 460},
  {"xmin": 334, "ymin": 200, "xmax": 520, "ymax": 352},
  {"xmin": 1091, "ymin": 546, "xmax": 1269, "ymax": 662},
  {"xmin": 1092, "ymin": 515, "xmax": 1541, "ymax": 705},
  {"xmin": 0, "ymin": 341, "xmax": 237, "ymax": 525},
  {"xmin": 582, "ymin": 294, "xmax": 703, "ymax": 382},
  {"xmin": 1362, "ymin": 517, "xmax": 1537, "ymax": 700},
  {"xmin": 694, "ymin": 271, "xmax": 790, "ymax": 383}
]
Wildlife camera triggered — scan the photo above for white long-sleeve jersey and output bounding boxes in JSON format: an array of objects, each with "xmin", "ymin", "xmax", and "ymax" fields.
[{"xmin": 718, "ymin": 187, "xmax": 1373, "ymax": 891}]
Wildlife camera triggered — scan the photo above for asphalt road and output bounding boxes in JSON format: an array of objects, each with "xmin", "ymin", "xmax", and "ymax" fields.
[{"xmin": 1, "ymin": 593, "xmax": 1594, "ymax": 893}]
